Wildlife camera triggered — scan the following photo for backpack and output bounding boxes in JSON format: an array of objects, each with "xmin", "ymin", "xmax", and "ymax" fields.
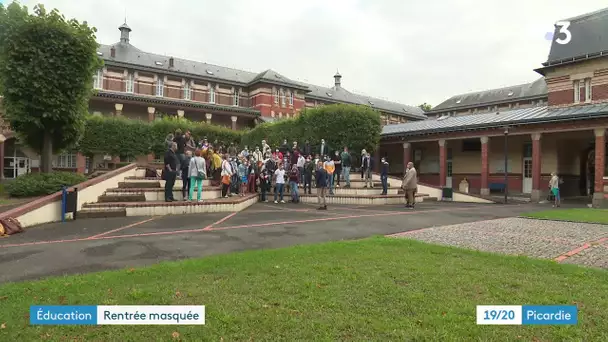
[
  {"xmin": 0, "ymin": 217, "xmax": 24, "ymax": 236},
  {"xmin": 145, "ymin": 167, "xmax": 159, "ymax": 178}
]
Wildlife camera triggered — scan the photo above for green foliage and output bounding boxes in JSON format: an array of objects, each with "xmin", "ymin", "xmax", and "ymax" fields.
[
  {"xmin": 242, "ymin": 103, "xmax": 382, "ymax": 155},
  {"xmin": 0, "ymin": 3, "xmax": 102, "ymax": 162},
  {"xmin": 418, "ymin": 103, "xmax": 432, "ymax": 112},
  {"xmin": 78, "ymin": 116, "xmax": 244, "ymax": 158},
  {"xmin": 5, "ymin": 171, "xmax": 87, "ymax": 198}
]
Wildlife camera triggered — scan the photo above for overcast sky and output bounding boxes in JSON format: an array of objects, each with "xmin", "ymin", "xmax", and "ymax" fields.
[{"xmin": 17, "ymin": 0, "xmax": 608, "ymax": 107}]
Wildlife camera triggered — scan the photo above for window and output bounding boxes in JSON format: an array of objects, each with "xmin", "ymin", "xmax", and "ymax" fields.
[
  {"xmin": 289, "ymin": 91, "xmax": 294, "ymax": 105},
  {"xmin": 585, "ymin": 78, "xmax": 592, "ymax": 102},
  {"xmin": 280, "ymin": 89, "xmax": 286, "ymax": 106},
  {"xmin": 156, "ymin": 78, "xmax": 164, "ymax": 97},
  {"xmin": 233, "ymin": 88, "xmax": 240, "ymax": 106},
  {"xmin": 573, "ymin": 80, "xmax": 581, "ymax": 103},
  {"xmin": 573, "ymin": 79, "xmax": 591, "ymax": 103},
  {"xmin": 209, "ymin": 85, "xmax": 216, "ymax": 103},
  {"xmin": 183, "ymin": 82, "xmax": 191, "ymax": 100},
  {"xmin": 126, "ymin": 73, "xmax": 134, "ymax": 93},
  {"xmin": 274, "ymin": 88, "xmax": 279, "ymax": 104},
  {"xmin": 53, "ymin": 153, "xmax": 77, "ymax": 169},
  {"xmin": 93, "ymin": 69, "xmax": 103, "ymax": 89}
]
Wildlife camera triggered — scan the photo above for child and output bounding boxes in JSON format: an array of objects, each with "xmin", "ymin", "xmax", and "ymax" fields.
[
  {"xmin": 274, "ymin": 163, "xmax": 286, "ymax": 204},
  {"xmin": 238, "ymin": 159, "xmax": 248, "ymax": 197}
]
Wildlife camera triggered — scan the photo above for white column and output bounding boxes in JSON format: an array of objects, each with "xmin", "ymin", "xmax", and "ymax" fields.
[
  {"xmin": 205, "ymin": 113, "xmax": 212, "ymax": 124},
  {"xmin": 114, "ymin": 103, "xmax": 123, "ymax": 116},
  {"xmin": 231, "ymin": 116, "xmax": 238, "ymax": 130}
]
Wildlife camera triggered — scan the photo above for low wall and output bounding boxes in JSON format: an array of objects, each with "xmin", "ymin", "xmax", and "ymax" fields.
[
  {"xmin": 0, "ymin": 163, "xmax": 138, "ymax": 228},
  {"xmin": 385, "ymin": 175, "xmax": 495, "ymax": 204}
]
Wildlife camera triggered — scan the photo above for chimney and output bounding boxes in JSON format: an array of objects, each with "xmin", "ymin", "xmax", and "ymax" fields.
[
  {"xmin": 169, "ymin": 57, "xmax": 174, "ymax": 68},
  {"xmin": 334, "ymin": 70, "xmax": 342, "ymax": 88},
  {"xmin": 110, "ymin": 46, "xmax": 116, "ymax": 58}
]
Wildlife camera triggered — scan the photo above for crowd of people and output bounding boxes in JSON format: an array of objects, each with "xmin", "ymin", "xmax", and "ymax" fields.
[{"xmin": 161, "ymin": 129, "xmax": 417, "ymax": 210}]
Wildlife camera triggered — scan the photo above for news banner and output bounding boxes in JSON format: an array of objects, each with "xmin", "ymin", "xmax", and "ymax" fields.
[{"xmin": 29, "ymin": 305, "xmax": 576, "ymax": 325}]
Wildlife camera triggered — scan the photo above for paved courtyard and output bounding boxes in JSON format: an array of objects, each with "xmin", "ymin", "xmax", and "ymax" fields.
[
  {"xmin": 391, "ymin": 217, "xmax": 608, "ymax": 269},
  {"xmin": 0, "ymin": 201, "xmax": 606, "ymax": 283}
]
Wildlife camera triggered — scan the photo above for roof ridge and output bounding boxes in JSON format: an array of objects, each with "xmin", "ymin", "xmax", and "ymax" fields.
[{"xmin": 562, "ymin": 6, "xmax": 608, "ymax": 23}]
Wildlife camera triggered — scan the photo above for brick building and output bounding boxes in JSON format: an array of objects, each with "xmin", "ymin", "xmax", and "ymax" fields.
[
  {"xmin": 379, "ymin": 7, "xmax": 608, "ymax": 207},
  {"xmin": 0, "ymin": 21, "xmax": 425, "ymax": 179}
]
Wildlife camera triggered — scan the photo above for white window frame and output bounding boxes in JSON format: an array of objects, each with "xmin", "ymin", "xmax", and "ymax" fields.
[
  {"xmin": 126, "ymin": 73, "xmax": 134, "ymax": 93},
  {"xmin": 183, "ymin": 82, "xmax": 191, "ymax": 100},
  {"xmin": 289, "ymin": 91, "xmax": 294, "ymax": 105},
  {"xmin": 93, "ymin": 69, "xmax": 103, "ymax": 89},
  {"xmin": 585, "ymin": 78, "xmax": 592, "ymax": 102},
  {"xmin": 156, "ymin": 78, "xmax": 164, "ymax": 97},
  {"xmin": 274, "ymin": 88, "xmax": 279, "ymax": 104},
  {"xmin": 53, "ymin": 152, "xmax": 77, "ymax": 169},
  {"xmin": 233, "ymin": 88, "xmax": 240, "ymax": 106},
  {"xmin": 280, "ymin": 89, "xmax": 286, "ymax": 106},
  {"xmin": 209, "ymin": 85, "xmax": 216, "ymax": 104},
  {"xmin": 573, "ymin": 80, "xmax": 580, "ymax": 103}
]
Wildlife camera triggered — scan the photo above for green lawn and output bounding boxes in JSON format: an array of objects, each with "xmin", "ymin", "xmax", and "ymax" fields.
[
  {"xmin": 1, "ymin": 237, "xmax": 608, "ymax": 341},
  {"xmin": 522, "ymin": 208, "xmax": 608, "ymax": 224}
]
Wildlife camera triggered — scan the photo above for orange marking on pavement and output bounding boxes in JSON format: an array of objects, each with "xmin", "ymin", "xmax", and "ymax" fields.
[
  {"xmin": 554, "ymin": 237, "xmax": 608, "ymax": 262},
  {"xmin": 202, "ymin": 212, "xmax": 238, "ymax": 231},
  {"xmin": 87, "ymin": 217, "xmax": 159, "ymax": 239}
]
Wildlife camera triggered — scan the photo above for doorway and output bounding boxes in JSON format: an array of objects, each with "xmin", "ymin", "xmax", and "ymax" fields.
[
  {"xmin": 446, "ymin": 148, "xmax": 453, "ymax": 188},
  {"xmin": 522, "ymin": 143, "xmax": 532, "ymax": 194}
]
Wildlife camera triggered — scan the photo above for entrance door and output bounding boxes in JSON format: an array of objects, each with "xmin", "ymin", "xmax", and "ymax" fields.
[
  {"xmin": 522, "ymin": 143, "xmax": 532, "ymax": 194},
  {"xmin": 16, "ymin": 157, "xmax": 30, "ymax": 176},
  {"xmin": 446, "ymin": 148, "xmax": 453, "ymax": 188}
]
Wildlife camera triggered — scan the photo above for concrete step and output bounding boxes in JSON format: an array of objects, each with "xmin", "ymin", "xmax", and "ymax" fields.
[
  {"xmin": 81, "ymin": 194, "xmax": 258, "ymax": 216},
  {"xmin": 339, "ymin": 180, "xmax": 390, "ymax": 188},
  {"xmin": 98, "ymin": 193, "xmax": 146, "ymax": 203},
  {"xmin": 118, "ymin": 181, "xmax": 161, "ymax": 189},
  {"xmin": 303, "ymin": 187, "xmax": 399, "ymax": 196},
  {"xmin": 124, "ymin": 177, "xmax": 212, "ymax": 188},
  {"xmin": 298, "ymin": 193, "xmax": 430, "ymax": 205},
  {"xmin": 77, "ymin": 208, "xmax": 127, "ymax": 218},
  {"xmin": 105, "ymin": 187, "xmax": 223, "ymax": 201}
]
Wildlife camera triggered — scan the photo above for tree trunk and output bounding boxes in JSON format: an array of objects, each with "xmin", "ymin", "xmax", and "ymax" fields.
[{"xmin": 40, "ymin": 131, "xmax": 53, "ymax": 173}]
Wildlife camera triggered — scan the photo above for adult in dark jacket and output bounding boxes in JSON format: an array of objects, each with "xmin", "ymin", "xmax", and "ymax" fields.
[
  {"xmin": 380, "ymin": 157, "xmax": 389, "ymax": 195},
  {"xmin": 280, "ymin": 139, "xmax": 290, "ymax": 154},
  {"xmin": 331, "ymin": 150, "xmax": 342, "ymax": 187},
  {"xmin": 315, "ymin": 160, "xmax": 328, "ymax": 210},
  {"xmin": 303, "ymin": 156, "xmax": 314, "ymax": 194},
  {"xmin": 303, "ymin": 140, "xmax": 312, "ymax": 158},
  {"xmin": 163, "ymin": 142, "xmax": 179, "ymax": 202},
  {"xmin": 181, "ymin": 151, "xmax": 193, "ymax": 200}
]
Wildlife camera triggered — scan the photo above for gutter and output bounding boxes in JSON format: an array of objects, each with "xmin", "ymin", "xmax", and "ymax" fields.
[{"xmin": 381, "ymin": 110, "xmax": 608, "ymax": 138}]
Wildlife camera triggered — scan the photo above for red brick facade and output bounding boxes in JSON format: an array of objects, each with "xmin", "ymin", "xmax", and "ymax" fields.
[{"xmin": 548, "ymin": 89, "xmax": 573, "ymax": 106}]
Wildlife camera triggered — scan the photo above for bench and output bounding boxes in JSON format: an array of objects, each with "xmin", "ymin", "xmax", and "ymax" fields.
[{"xmin": 489, "ymin": 183, "xmax": 506, "ymax": 193}]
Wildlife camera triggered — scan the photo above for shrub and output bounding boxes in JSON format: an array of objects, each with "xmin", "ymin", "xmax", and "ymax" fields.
[
  {"xmin": 5, "ymin": 172, "xmax": 87, "ymax": 198},
  {"xmin": 78, "ymin": 115, "xmax": 244, "ymax": 159},
  {"xmin": 241, "ymin": 103, "xmax": 382, "ymax": 157}
]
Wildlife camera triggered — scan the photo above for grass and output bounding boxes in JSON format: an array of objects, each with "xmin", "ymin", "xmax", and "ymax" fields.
[
  {"xmin": 1, "ymin": 237, "xmax": 608, "ymax": 341},
  {"xmin": 522, "ymin": 208, "xmax": 608, "ymax": 224}
]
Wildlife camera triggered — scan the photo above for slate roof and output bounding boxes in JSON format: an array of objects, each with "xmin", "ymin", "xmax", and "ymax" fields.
[
  {"xmin": 542, "ymin": 7, "xmax": 608, "ymax": 68},
  {"xmin": 97, "ymin": 26, "xmax": 423, "ymax": 120},
  {"xmin": 382, "ymin": 103, "xmax": 608, "ymax": 137},
  {"xmin": 299, "ymin": 82, "xmax": 427, "ymax": 119},
  {"xmin": 429, "ymin": 77, "xmax": 547, "ymax": 113}
]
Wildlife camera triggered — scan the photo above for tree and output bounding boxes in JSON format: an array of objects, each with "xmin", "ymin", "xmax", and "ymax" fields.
[
  {"xmin": 0, "ymin": 3, "xmax": 102, "ymax": 172},
  {"xmin": 419, "ymin": 103, "xmax": 432, "ymax": 112}
]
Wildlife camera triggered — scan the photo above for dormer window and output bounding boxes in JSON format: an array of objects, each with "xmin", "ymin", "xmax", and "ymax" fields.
[
  {"xmin": 155, "ymin": 61, "xmax": 163, "ymax": 66},
  {"xmin": 326, "ymin": 92, "xmax": 333, "ymax": 97},
  {"xmin": 507, "ymin": 91, "xmax": 514, "ymax": 96},
  {"xmin": 456, "ymin": 99, "xmax": 462, "ymax": 104}
]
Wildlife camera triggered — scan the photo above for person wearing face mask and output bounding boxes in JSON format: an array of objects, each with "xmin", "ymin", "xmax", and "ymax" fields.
[
  {"xmin": 303, "ymin": 155, "xmax": 314, "ymax": 195},
  {"xmin": 296, "ymin": 152, "xmax": 306, "ymax": 187},
  {"xmin": 252, "ymin": 146, "xmax": 263, "ymax": 163}
]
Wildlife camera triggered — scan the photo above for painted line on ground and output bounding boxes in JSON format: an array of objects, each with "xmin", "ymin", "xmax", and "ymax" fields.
[
  {"xmin": 0, "ymin": 206, "xmax": 474, "ymax": 249},
  {"xmin": 202, "ymin": 212, "xmax": 238, "ymax": 231},
  {"xmin": 554, "ymin": 237, "xmax": 608, "ymax": 262},
  {"xmin": 87, "ymin": 217, "xmax": 159, "ymax": 239}
]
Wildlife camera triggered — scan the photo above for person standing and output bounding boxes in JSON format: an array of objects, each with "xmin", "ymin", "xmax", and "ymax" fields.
[
  {"xmin": 401, "ymin": 162, "xmax": 418, "ymax": 209},
  {"xmin": 303, "ymin": 140, "xmax": 312, "ymax": 158},
  {"xmin": 289, "ymin": 165, "xmax": 300, "ymax": 203},
  {"xmin": 238, "ymin": 159, "xmax": 248, "ymax": 197},
  {"xmin": 303, "ymin": 156, "xmax": 314, "ymax": 195},
  {"xmin": 315, "ymin": 160, "xmax": 328, "ymax": 210},
  {"xmin": 259, "ymin": 163, "xmax": 270, "ymax": 203},
  {"xmin": 181, "ymin": 150, "xmax": 193, "ymax": 200},
  {"xmin": 188, "ymin": 149, "xmax": 207, "ymax": 202},
  {"xmin": 362, "ymin": 152, "xmax": 374, "ymax": 188},
  {"xmin": 163, "ymin": 142, "xmax": 179, "ymax": 202},
  {"xmin": 332, "ymin": 150, "xmax": 342, "ymax": 188},
  {"xmin": 380, "ymin": 157, "xmax": 389, "ymax": 195},
  {"xmin": 323, "ymin": 156, "xmax": 336, "ymax": 195},
  {"xmin": 549, "ymin": 172, "xmax": 561, "ymax": 208},
  {"xmin": 220, "ymin": 154, "xmax": 233, "ymax": 198},
  {"xmin": 296, "ymin": 153, "xmax": 306, "ymax": 186},
  {"xmin": 274, "ymin": 163, "xmax": 286, "ymax": 204},
  {"xmin": 340, "ymin": 147, "xmax": 352, "ymax": 188}
]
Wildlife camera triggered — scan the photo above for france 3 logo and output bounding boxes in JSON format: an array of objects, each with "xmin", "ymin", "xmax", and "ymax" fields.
[{"xmin": 545, "ymin": 21, "xmax": 572, "ymax": 45}]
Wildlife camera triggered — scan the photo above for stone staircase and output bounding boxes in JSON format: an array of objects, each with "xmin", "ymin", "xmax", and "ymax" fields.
[{"xmin": 78, "ymin": 166, "xmax": 256, "ymax": 218}]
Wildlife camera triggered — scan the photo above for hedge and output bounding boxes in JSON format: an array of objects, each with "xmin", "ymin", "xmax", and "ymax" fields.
[
  {"xmin": 78, "ymin": 116, "xmax": 244, "ymax": 158},
  {"xmin": 5, "ymin": 172, "xmax": 87, "ymax": 198},
  {"xmin": 241, "ymin": 104, "xmax": 382, "ymax": 157}
]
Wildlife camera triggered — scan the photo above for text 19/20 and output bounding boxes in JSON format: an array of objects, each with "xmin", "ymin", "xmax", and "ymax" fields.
[{"xmin": 484, "ymin": 310, "xmax": 515, "ymax": 320}]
